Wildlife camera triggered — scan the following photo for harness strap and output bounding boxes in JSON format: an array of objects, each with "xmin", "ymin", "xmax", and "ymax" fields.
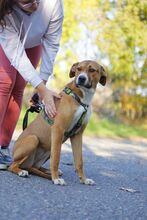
[
  {"xmin": 63, "ymin": 87, "xmax": 88, "ymax": 111},
  {"xmin": 63, "ymin": 87, "xmax": 89, "ymax": 139},
  {"xmin": 64, "ymin": 110, "xmax": 87, "ymax": 139},
  {"xmin": 41, "ymin": 107, "xmax": 54, "ymax": 125}
]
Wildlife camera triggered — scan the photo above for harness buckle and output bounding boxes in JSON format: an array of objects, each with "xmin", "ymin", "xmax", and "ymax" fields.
[{"xmin": 64, "ymin": 87, "xmax": 72, "ymax": 95}]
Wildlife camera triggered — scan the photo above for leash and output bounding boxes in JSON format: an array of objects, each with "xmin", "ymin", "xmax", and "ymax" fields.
[
  {"xmin": 22, "ymin": 92, "xmax": 55, "ymax": 130},
  {"xmin": 22, "ymin": 93, "xmax": 43, "ymax": 130}
]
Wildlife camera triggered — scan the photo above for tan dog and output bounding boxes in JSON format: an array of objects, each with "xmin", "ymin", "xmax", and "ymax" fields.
[{"xmin": 8, "ymin": 60, "xmax": 107, "ymax": 185}]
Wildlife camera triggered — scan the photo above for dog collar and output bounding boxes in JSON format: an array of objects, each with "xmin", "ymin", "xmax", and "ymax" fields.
[{"xmin": 63, "ymin": 87, "xmax": 89, "ymax": 111}]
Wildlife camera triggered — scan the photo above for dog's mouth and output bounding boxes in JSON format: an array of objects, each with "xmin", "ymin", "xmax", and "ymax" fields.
[
  {"xmin": 76, "ymin": 81, "xmax": 92, "ymax": 87},
  {"xmin": 75, "ymin": 74, "xmax": 92, "ymax": 89},
  {"xmin": 76, "ymin": 81, "xmax": 92, "ymax": 89}
]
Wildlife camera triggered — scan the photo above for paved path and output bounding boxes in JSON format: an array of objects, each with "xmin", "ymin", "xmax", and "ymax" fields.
[{"xmin": 0, "ymin": 131, "xmax": 147, "ymax": 220}]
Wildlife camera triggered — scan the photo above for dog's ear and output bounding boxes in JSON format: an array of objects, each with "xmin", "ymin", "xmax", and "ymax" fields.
[
  {"xmin": 99, "ymin": 66, "xmax": 107, "ymax": 86},
  {"xmin": 69, "ymin": 62, "xmax": 79, "ymax": 78}
]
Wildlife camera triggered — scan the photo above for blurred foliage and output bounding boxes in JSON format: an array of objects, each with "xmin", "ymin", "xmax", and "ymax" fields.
[
  {"xmin": 85, "ymin": 113, "xmax": 147, "ymax": 138},
  {"xmin": 52, "ymin": 0, "xmax": 147, "ymax": 122}
]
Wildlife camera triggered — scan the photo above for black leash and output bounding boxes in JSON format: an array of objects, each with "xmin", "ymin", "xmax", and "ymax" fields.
[{"xmin": 22, "ymin": 93, "xmax": 43, "ymax": 130}]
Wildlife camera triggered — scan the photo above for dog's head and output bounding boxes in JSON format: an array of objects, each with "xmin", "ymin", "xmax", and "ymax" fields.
[{"xmin": 69, "ymin": 60, "xmax": 107, "ymax": 90}]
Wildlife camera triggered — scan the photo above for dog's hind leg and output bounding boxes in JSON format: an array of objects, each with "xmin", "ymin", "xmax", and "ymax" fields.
[
  {"xmin": 28, "ymin": 167, "xmax": 52, "ymax": 180},
  {"xmin": 8, "ymin": 156, "xmax": 29, "ymax": 177},
  {"xmin": 12, "ymin": 135, "xmax": 39, "ymax": 161},
  {"xmin": 39, "ymin": 167, "xmax": 63, "ymax": 176},
  {"xmin": 39, "ymin": 167, "xmax": 51, "ymax": 174},
  {"xmin": 8, "ymin": 135, "xmax": 39, "ymax": 177}
]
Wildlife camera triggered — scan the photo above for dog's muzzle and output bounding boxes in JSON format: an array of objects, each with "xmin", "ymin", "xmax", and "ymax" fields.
[{"xmin": 76, "ymin": 73, "xmax": 92, "ymax": 89}]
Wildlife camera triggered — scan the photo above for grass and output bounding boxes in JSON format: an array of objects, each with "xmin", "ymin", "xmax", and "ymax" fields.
[
  {"xmin": 85, "ymin": 113, "xmax": 147, "ymax": 139},
  {"xmin": 16, "ymin": 107, "xmax": 147, "ymax": 139}
]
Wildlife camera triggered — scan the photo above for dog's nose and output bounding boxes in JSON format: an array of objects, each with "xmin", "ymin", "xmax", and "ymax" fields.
[{"xmin": 78, "ymin": 75, "xmax": 86, "ymax": 84}]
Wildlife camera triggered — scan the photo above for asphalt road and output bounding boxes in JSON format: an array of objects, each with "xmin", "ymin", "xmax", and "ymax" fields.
[{"xmin": 0, "ymin": 131, "xmax": 147, "ymax": 220}]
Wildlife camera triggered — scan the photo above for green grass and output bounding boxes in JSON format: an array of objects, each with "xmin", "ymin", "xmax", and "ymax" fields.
[
  {"xmin": 16, "ymin": 108, "xmax": 147, "ymax": 139},
  {"xmin": 85, "ymin": 113, "xmax": 147, "ymax": 138}
]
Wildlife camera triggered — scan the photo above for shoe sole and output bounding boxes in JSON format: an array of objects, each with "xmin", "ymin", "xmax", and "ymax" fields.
[{"xmin": 0, "ymin": 164, "xmax": 8, "ymax": 170}]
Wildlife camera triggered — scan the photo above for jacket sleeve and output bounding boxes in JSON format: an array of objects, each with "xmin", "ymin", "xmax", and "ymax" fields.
[
  {"xmin": 40, "ymin": 0, "xmax": 64, "ymax": 81},
  {"xmin": 0, "ymin": 16, "xmax": 42, "ymax": 88}
]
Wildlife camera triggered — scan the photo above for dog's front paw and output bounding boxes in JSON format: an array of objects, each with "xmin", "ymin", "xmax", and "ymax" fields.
[
  {"xmin": 53, "ymin": 178, "xmax": 66, "ymax": 186},
  {"xmin": 18, "ymin": 170, "xmax": 29, "ymax": 177},
  {"xmin": 80, "ymin": 178, "xmax": 95, "ymax": 185}
]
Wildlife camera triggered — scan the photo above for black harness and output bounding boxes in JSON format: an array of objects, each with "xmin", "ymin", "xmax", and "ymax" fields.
[{"xmin": 22, "ymin": 88, "xmax": 89, "ymax": 139}]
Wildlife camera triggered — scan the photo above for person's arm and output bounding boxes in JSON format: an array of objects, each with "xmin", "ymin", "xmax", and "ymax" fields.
[
  {"xmin": 0, "ymin": 15, "xmax": 60, "ymax": 117},
  {"xmin": 0, "ymin": 15, "xmax": 42, "ymax": 88},
  {"xmin": 40, "ymin": 0, "xmax": 64, "ymax": 81}
]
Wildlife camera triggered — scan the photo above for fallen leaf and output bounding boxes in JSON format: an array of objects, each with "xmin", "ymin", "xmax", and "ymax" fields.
[
  {"xmin": 62, "ymin": 162, "xmax": 73, "ymax": 166},
  {"xmin": 119, "ymin": 187, "xmax": 140, "ymax": 193}
]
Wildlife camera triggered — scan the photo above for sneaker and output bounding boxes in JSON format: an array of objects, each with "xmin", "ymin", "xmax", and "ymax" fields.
[{"xmin": 0, "ymin": 148, "xmax": 13, "ymax": 170}]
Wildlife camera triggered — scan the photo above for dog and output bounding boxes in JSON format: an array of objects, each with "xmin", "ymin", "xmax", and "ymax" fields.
[{"xmin": 8, "ymin": 60, "xmax": 107, "ymax": 185}]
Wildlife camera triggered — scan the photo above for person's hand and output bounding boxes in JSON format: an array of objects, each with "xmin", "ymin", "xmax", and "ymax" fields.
[
  {"xmin": 36, "ymin": 82, "xmax": 61, "ymax": 118},
  {"xmin": 30, "ymin": 79, "xmax": 47, "ymax": 104},
  {"xmin": 42, "ymin": 89, "xmax": 61, "ymax": 118}
]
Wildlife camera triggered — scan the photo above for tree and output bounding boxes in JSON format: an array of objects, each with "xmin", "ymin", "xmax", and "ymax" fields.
[
  {"xmin": 54, "ymin": 0, "xmax": 147, "ymax": 120},
  {"xmin": 95, "ymin": 0, "xmax": 147, "ymax": 119}
]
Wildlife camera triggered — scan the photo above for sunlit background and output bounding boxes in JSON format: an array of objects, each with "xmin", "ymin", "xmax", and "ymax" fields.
[{"xmin": 19, "ymin": 0, "xmax": 147, "ymax": 139}]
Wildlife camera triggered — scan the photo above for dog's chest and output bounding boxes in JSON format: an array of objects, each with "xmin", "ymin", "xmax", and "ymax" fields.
[{"xmin": 66, "ymin": 105, "xmax": 91, "ymax": 134}]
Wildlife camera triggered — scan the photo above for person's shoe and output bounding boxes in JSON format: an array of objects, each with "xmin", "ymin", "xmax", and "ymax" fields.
[{"xmin": 0, "ymin": 148, "xmax": 13, "ymax": 170}]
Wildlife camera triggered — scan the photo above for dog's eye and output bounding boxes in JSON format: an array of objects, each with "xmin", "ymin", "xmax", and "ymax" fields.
[
  {"xmin": 77, "ymin": 67, "xmax": 82, "ymax": 71},
  {"xmin": 89, "ymin": 68, "xmax": 95, "ymax": 72}
]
